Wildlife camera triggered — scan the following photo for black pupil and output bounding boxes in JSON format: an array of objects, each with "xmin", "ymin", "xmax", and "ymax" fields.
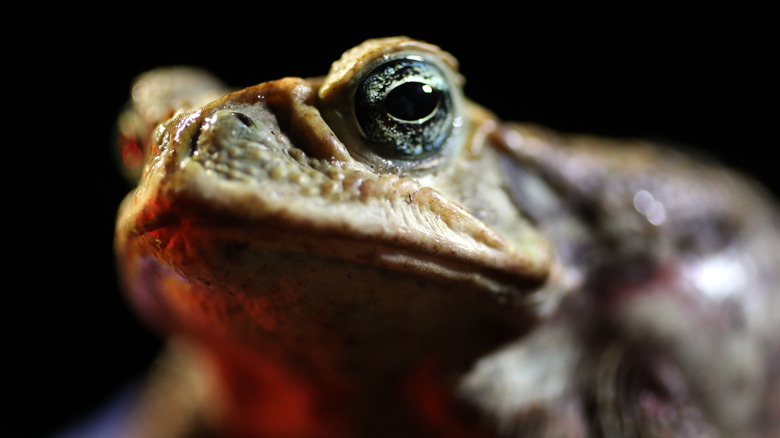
[{"xmin": 384, "ymin": 82, "xmax": 441, "ymax": 121}]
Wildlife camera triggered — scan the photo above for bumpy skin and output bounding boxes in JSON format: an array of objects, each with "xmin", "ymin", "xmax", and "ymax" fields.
[{"xmin": 115, "ymin": 37, "xmax": 779, "ymax": 437}]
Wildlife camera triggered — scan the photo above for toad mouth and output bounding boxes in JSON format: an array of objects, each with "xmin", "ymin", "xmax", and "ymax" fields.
[{"xmin": 122, "ymin": 166, "xmax": 548, "ymax": 298}]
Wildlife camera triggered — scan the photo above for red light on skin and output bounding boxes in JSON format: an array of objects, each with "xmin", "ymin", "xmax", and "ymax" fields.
[
  {"xmin": 122, "ymin": 141, "xmax": 143, "ymax": 169},
  {"xmin": 401, "ymin": 354, "xmax": 487, "ymax": 438}
]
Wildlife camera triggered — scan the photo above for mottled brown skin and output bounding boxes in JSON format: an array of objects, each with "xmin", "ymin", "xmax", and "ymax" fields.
[{"xmin": 115, "ymin": 38, "xmax": 779, "ymax": 437}]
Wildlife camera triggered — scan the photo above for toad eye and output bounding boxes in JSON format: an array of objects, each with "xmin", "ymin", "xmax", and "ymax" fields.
[{"xmin": 354, "ymin": 58, "xmax": 455, "ymax": 159}]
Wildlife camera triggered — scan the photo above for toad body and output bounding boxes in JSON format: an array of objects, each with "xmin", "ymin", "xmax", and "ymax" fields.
[{"xmin": 114, "ymin": 37, "xmax": 780, "ymax": 437}]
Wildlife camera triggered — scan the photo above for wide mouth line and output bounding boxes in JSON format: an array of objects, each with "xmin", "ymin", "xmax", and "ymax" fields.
[{"xmin": 131, "ymin": 216, "xmax": 542, "ymax": 293}]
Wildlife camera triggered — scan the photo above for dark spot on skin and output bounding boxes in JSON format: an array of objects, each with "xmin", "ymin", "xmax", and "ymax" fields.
[
  {"xmin": 232, "ymin": 112, "xmax": 254, "ymax": 127},
  {"xmin": 189, "ymin": 122, "xmax": 202, "ymax": 156},
  {"xmin": 674, "ymin": 216, "xmax": 739, "ymax": 256}
]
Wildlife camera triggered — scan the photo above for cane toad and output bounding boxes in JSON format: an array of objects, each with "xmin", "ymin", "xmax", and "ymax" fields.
[{"xmin": 114, "ymin": 37, "xmax": 780, "ymax": 437}]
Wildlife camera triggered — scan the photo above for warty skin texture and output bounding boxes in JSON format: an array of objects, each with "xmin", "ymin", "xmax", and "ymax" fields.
[{"xmin": 114, "ymin": 37, "xmax": 779, "ymax": 437}]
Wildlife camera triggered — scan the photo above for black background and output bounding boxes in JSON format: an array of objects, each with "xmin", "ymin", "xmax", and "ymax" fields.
[{"xmin": 12, "ymin": 10, "xmax": 775, "ymax": 437}]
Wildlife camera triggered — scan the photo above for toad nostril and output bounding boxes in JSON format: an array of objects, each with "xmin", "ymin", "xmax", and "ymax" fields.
[
  {"xmin": 189, "ymin": 121, "xmax": 203, "ymax": 156},
  {"xmin": 232, "ymin": 112, "xmax": 254, "ymax": 127}
]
